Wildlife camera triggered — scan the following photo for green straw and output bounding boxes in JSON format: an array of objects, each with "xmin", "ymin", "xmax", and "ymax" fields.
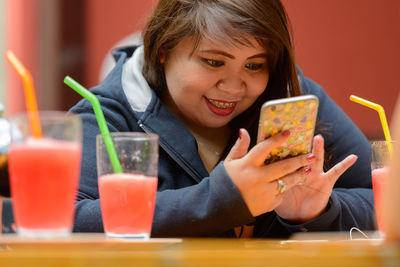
[{"xmin": 64, "ymin": 76, "xmax": 123, "ymax": 173}]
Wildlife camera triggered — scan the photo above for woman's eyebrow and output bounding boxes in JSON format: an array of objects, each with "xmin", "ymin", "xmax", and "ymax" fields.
[
  {"xmin": 199, "ymin": 50, "xmax": 234, "ymax": 59},
  {"xmin": 248, "ymin": 53, "xmax": 268, "ymax": 60},
  {"xmin": 198, "ymin": 50, "xmax": 267, "ymax": 60}
]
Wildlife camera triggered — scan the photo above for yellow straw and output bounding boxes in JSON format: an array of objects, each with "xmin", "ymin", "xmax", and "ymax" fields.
[
  {"xmin": 350, "ymin": 94, "xmax": 393, "ymax": 154},
  {"xmin": 6, "ymin": 50, "xmax": 42, "ymax": 138}
]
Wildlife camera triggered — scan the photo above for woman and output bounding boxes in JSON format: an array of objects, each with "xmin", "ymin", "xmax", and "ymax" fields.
[{"xmin": 70, "ymin": 0, "xmax": 374, "ymax": 237}]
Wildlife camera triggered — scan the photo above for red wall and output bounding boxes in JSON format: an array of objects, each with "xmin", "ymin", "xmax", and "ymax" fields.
[
  {"xmin": 283, "ymin": 0, "xmax": 400, "ymax": 139},
  {"xmin": 5, "ymin": 0, "xmax": 39, "ymax": 115},
  {"xmin": 84, "ymin": 0, "xmax": 154, "ymax": 88},
  {"xmin": 83, "ymin": 0, "xmax": 400, "ymax": 139}
]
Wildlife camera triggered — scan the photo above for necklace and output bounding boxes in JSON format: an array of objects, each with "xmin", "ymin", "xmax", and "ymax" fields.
[{"xmin": 197, "ymin": 140, "xmax": 221, "ymax": 157}]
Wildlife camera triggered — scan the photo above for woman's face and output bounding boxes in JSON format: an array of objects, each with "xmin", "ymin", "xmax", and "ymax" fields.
[{"xmin": 161, "ymin": 36, "xmax": 269, "ymax": 129}]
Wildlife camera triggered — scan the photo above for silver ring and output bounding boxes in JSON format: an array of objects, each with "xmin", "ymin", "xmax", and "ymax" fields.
[{"xmin": 277, "ymin": 179, "xmax": 288, "ymax": 194}]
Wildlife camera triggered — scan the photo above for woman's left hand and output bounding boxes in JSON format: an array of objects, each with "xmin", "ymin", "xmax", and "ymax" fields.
[{"xmin": 274, "ymin": 135, "xmax": 358, "ymax": 223}]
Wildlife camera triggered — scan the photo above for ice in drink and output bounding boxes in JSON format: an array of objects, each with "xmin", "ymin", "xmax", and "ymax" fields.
[
  {"xmin": 99, "ymin": 173, "xmax": 157, "ymax": 238},
  {"xmin": 372, "ymin": 167, "xmax": 388, "ymax": 232},
  {"xmin": 8, "ymin": 138, "xmax": 81, "ymax": 236}
]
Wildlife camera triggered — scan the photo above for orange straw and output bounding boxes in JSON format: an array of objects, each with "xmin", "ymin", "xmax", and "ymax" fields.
[{"xmin": 6, "ymin": 50, "xmax": 42, "ymax": 138}]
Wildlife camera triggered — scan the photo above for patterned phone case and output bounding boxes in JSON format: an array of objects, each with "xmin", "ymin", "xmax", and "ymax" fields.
[{"xmin": 257, "ymin": 95, "xmax": 319, "ymax": 164}]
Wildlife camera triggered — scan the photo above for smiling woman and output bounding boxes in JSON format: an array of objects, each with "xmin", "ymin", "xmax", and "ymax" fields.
[
  {"xmin": 159, "ymin": 36, "xmax": 269, "ymax": 174},
  {"xmin": 161, "ymin": 37, "xmax": 268, "ymax": 128},
  {"xmin": 69, "ymin": 0, "xmax": 374, "ymax": 238}
]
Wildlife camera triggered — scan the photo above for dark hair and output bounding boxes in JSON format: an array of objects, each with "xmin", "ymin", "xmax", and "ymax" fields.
[{"xmin": 142, "ymin": 0, "xmax": 301, "ymax": 155}]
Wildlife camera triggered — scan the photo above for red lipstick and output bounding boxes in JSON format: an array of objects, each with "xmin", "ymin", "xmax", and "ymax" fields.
[{"xmin": 204, "ymin": 97, "xmax": 238, "ymax": 116}]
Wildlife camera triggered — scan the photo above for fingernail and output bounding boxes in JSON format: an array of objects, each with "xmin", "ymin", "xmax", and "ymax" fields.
[
  {"xmin": 239, "ymin": 129, "xmax": 243, "ymax": 139},
  {"xmin": 305, "ymin": 166, "xmax": 312, "ymax": 175},
  {"xmin": 282, "ymin": 130, "xmax": 290, "ymax": 137},
  {"xmin": 306, "ymin": 154, "xmax": 315, "ymax": 162}
]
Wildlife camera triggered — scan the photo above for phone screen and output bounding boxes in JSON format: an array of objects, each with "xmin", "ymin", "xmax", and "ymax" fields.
[{"xmin": 257, "ymin": 95, "xmax": 319, "ymax": 164}]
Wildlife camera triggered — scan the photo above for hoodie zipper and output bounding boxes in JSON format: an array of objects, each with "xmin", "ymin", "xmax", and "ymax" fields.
[{"xmin": 138, "ymin": 121, "xmax": 203, "ymax": 183}]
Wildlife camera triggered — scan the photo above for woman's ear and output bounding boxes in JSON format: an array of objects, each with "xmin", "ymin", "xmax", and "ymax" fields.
[{"xmin": 159, "ymin": 48, "xmax": 166, "ymax": 64}]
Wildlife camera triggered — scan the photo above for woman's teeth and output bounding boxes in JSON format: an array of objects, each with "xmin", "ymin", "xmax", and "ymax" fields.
[{"xmin": 208, "ymin": 99, "xmax": 235, "ymax": 109}]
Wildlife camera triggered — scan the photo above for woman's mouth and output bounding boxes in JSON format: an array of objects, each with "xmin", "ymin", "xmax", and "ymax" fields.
[{"xmin": 205, "ymin": 97, "xmax": 238, "ymax": 116}]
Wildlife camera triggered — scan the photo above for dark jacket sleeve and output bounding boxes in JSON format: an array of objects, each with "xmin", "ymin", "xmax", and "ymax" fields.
[
  {"xmin": 151, "ymin": 163, "xmax": 253, "ymax": 237},
  {"xmin": 69, "ymin": 103, "xmax": 109, "ymax": 232},
  {"xmin": 276, "ymin": 71, "xmax": 375, "ymax": 233}
]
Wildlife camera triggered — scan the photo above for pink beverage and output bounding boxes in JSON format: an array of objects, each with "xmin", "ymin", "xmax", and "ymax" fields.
[
  {"xmin": 372, "ymin": 167, "xmax": 389, "ymax": 232},
  {"xmin": 8, "ymin": 138, "xmax": 81, "ymax": 235},
  {"xmin": 99, "ymin": 173, "xmax": 157, "ymax": 238}
]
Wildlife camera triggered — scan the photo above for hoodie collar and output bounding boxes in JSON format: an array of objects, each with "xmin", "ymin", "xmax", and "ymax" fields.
[{"xmin": 121, "ymin": 45, "xmax": 153, "ymax": 112}]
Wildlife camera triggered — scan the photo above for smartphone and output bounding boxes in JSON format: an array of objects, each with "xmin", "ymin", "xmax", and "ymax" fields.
[{"xmin": 257, "ymin": 95, "xmax": 319, "ymax": 164}]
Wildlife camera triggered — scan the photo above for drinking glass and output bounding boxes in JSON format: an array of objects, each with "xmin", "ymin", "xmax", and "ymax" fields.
[
  {"xmin": 370, "ymin": 140, "xmax": 394, "ymax": 234},
  {"xmin": 97, "ymin": 132, "xmax": 158, "ymax": 239},
  {"xmin": 8, "ymin": 111, "xmax": 82, "ymax": 237}
]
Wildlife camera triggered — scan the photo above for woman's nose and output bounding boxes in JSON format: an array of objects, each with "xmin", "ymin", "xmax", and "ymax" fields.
[{"xmin": 216, "ymin": 76, "xmax": 245, "ymax": 94}]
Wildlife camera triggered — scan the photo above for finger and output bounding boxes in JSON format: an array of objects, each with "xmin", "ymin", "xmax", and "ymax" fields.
[
  {"xmin": 247, "ymin": 130, "xmax": 291, "ymax": 166},
  {"xmin": 311, "ymin": 134, "xmax": 324, "ymax": 166},
  {"xmin": 272, "ymin": 167, "xmax": 309, "ymax": 195},
  {"xmin": 226, "ymin": 128, "xmax": 251, "ymax": 161},
  {"xmin": 325, "ymin": 154, "xmax": 358, "ymax": 183},
  {"xmin": 261, "ymin": 154, "xmax": 312, "ymax": 182}
]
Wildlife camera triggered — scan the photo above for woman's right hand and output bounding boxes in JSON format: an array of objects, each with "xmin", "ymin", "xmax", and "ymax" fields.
[{"xmin": 223, "ymin": 129, "xmax": 312, "ymax": 217}]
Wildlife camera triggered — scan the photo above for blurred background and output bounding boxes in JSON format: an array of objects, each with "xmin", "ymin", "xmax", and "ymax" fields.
[{"xmin": 0, "ymin": 0, "xmax": 399, "ymax": 139}]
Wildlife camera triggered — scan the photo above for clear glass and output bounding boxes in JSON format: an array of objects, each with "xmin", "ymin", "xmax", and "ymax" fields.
[
  {"xmin": 370, "ymin": 140, "xmax": 394, "ymax": 235},
  {"xmin": 97, "ymin": 132, "xmax": 159, "ymax": 239},
  {"xmin": 8, "ymin": 111, "xmax": 82, "ymax": 238}
]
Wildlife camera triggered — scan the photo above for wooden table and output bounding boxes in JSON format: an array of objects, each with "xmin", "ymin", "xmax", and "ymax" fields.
[{"xmin": 0, "ymin": 233, "xmax": 399, "ymax": 266}]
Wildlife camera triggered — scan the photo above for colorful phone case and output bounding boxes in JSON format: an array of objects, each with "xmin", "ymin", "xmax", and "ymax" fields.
[{"xmin": 257, "ymin": 95, "xmax": 319, "ymax": 163}]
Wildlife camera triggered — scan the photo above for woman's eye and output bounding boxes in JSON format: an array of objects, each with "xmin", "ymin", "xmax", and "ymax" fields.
[
  {"xmin": 203, "ymin": 58, "xmax": 224, "ymax": 67},
  {"xmin": 245, "ymin": 63, "xmax": 264, "ymax": 71}
]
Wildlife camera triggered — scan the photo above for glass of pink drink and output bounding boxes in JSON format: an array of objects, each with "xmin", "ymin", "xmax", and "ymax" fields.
[
  {"xmin": 8, "ymin": 111, "xmax": 82, "ymax": 238},
  {"xmin": 370, "ymin": 140, "xmax": 393, "ymax": 235},
  {"xmin": 97, "ymin": 133, "xmax": 158, "ymax": 239},
  {"xmin": 371, "ymin": 167, "xmax": 388, "ymax": 232}
]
